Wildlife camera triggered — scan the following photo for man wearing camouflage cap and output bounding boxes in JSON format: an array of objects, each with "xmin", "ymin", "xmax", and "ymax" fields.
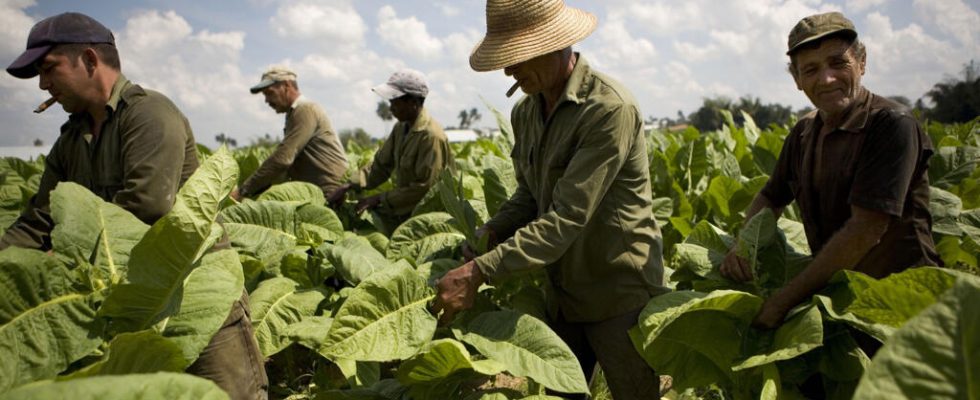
[
  {"xmin": 232, "ymin": 66, "xmax": 348, "ymax": 200},
  {"xmin": 433, "ymin": 1, "xmax": 668, "ymax": 398},
  {"xmin": 2, "ymin": 12, "xmax": 268, "ymax": 400},
  {"xmin": 721, "ymin": 12, "xmax": 941, "ymax": 329},
  {"xmin": 328, "ymin": 69, "xmax": 451, "ymax": 234}
]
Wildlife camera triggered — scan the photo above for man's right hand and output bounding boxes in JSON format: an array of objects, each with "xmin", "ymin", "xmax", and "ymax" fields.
[
  {"xmin": 720, "ymin": 248, "xmax": 754, "ymax": 282},
  {"xmin": 328, "ymin": 184, "xmax": 352, "ymax": 208}
]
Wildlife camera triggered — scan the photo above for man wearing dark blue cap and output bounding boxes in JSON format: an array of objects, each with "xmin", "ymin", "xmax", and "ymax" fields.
[{"xmin": 3, "ymin": 12, "xmax": 268, "ymax": 400}]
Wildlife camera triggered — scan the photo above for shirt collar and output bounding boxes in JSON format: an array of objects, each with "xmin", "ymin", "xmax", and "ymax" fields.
[
  {"xmin": 408, "ymin": 107, "xmax": 431, "ymax": 133},
  {"xmin": 291, "ymin": 94, "xmax": 306, "ymax": 110},
  {"xmin": 836, "ymin": 86, "xmax": 872, "ymax": 133},
  {"xmin": 558, "ymin": 53, "xmax": 591, "ymax": 105},
  {"xmin": 105, "ymin": 74, "xmax": 131, "ymax": 113}
]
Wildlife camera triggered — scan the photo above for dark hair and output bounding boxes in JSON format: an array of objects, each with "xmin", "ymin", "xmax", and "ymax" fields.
[
  {"xmin": 51, "ymin": 42, "xmax": 121, "ymax": 71},
  {"xmin": 787, "ymin": 32, "xmax": 865, "ymax": 78}
]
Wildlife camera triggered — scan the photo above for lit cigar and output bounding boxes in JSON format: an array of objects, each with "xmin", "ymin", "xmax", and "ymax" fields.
[
  {"xmin": 505, "ymin": 82, "xmax": 520, "ymax": 98},
  {"xmin": 34, "ymin": 97, "xmax": 56, "ymax": 114}
]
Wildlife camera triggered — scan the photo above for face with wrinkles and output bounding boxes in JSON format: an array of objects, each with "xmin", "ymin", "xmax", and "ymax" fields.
[{"xmin": 792, "ymin": 37, "xmax": 866, "ymax": 119}]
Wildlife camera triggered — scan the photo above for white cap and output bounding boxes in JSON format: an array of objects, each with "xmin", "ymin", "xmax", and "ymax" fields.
[{"xmin": 372, "ymin": 69, "xmax": 429, "ymax": 100}]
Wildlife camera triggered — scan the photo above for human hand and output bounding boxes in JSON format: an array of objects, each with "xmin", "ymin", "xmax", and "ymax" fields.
[
  {"xmin": 462, "ymin": 226, "xmax": 498, "ymax": 261},
  {"xmin": 230, "ymin": 187, "xmax": 243, "ymax": 201},
  {"xmin": 432, "ymin": 260, "xmax": 486, "ymax": 325},
  {"xmin": 752, "ymin": 296, "xmax": 789, "ymax": 329},
  {"xmin": 720, "ymin": 248, "xmax": 753, "ymax": 282},
  {"xmin": 328, "ymin": 184, "xmax": 352, "ymax": 208},
  {"xmin": 355, "ymin": 194, "xmax": 382, "ymax": 214}
]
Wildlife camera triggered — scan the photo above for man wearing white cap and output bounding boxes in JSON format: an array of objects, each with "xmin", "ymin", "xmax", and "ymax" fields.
[
  {"xmin": 232, "ymin": 66, "xmax": 348, "ymax": 200},
  {"xmin": 434, "ymin": 1, "xmax": 667, "ymax": 398},
  {"xmin": 328, "ymin": 69, "xmax": 451, "ymax": 234}
]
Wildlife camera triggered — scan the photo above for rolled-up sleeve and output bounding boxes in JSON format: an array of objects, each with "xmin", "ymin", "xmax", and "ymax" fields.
[{"xmin": 0, "ymin": 147, "xmax": 65, "ymax": 250}]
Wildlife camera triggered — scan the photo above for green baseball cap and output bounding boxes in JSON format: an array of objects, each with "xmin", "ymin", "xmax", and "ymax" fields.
[{"xmin": 786, "ymin": 12, "xmax": 857, "ymax": 55}]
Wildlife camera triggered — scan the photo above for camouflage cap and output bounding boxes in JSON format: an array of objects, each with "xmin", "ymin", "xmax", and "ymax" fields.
[
  {"xmin": 786, "ymin": 12, "xmax": 857, "ymax": 55},
  {"xmin": 372, "ymin": 69, "xmax": 428, "ymax": 100},
  {"xmin": 250, "ymin": 66, "xmax": 297, "ymax": 94}
]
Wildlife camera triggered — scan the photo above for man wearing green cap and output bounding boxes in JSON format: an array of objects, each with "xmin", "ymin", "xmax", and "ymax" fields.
[
  {"xmin": 3, "ymin": 12, "xmax": 268, "ymax": 400},
  {"xmin": 720, "ymin": 12, "xmax": 940, "ymax": 329},
  {"xmin": 433, "ymin": 1, "xmax": 668, "ymax": 398},
  {"xmin": 232, "ymin": 66, "xmax": 348, "ymax": 200}
]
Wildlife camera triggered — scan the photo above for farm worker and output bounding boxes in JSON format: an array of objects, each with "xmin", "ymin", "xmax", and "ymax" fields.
[
  {"xmin": 2, "ymin": 12, "xmax": 268, "ymax": 399},
  {"xmin": 231, "ymin": 66, "xmax": 348, "ymax": 200},
  {"xmin": 719, "ymin": 12, "xmax": 941, "ymax": 329},
  {"xmin": 433, "ymin": 1, "xmax": 669, "ymax": 398},
  {"xmin": 327, "ymin": 69, "xmax": 451, "ymax": 235}
]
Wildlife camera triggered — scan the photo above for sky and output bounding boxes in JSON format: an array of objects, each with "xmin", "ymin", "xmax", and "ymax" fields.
[{"xmin": 0, "ymin": 0, "xmax": 977, "ymax": 148}]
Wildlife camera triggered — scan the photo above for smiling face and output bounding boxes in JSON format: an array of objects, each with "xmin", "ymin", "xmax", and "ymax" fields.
[{"xmin": 791, "ymin": 37, "xmax": 866, "ymax": 120}]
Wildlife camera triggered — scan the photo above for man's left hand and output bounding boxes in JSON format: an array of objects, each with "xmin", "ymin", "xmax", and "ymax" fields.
[
  {"xmin": 752, "ymin": 296, "xmax": 789, "ymax": 329},
  {"xmin": 355, "ymin": 195, "xmax": 382, "ymax": 214},
  {"xmin": 433, "ymin": 260, "xmax": 485, "ymax": 325},
  {"xmin": 230, "ymin": 187, "xmax": 243, "ymax": 201}
]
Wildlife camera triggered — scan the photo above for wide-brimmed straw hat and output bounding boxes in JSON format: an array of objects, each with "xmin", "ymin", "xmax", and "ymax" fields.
[{"xmin": 469, "ymin": 0, "xmax": 597, "ymax": 72}]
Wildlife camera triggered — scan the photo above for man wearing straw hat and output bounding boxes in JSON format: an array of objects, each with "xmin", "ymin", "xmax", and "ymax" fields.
[
  {"xmin": 232, "ymin": 66, "xmax": 348, "ymax": 200},
  {"xmin": 328, "ymin": 69, "xmax": 452, "ymax": 234},
  {"xmin": 434, "ymin": 1, "xmax": 668, "ymax": 398},
  {"xmin": 720, "ymin": 12, "xmax": 940, "ymax": 330}
]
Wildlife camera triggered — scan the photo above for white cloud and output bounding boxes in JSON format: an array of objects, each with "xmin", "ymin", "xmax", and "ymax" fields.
[
  {"xmin": 270, "ymin": 2, "xmax": 366, "ymax": 47},
  {"xmin": 593, "ymin": 18, "xmax": 657, "ymax": 67},
  {"xmin": 846, "ymin": 0, "xmax": 887, "ymax": 13},
  {"xmin": 914, "ymin": 0, "xmax": 980, "ymax": 48},
  {"xmin": 376, "ymin": 5, "xmax": 443, "ymax": 59}
]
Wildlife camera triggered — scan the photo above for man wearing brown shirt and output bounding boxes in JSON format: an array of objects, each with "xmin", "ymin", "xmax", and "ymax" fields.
[
  {"xmin": 720, "ymin": 12, "xmax": 940, "ymax": 328},
  {"xmin": 232, "ymin": 66, "xmax": 348, "ymax": 200}
]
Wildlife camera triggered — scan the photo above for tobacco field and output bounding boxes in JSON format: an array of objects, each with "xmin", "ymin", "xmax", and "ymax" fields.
[{"xmin": 0, "ymin": 108, "xmax": 977, "ymax": 400}]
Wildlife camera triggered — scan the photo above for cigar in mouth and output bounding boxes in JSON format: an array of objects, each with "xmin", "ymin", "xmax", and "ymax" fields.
[
  {"xmin": 34, "ymin": 97, "xmax": 56, "ymax": 114},
  {"xmin": 506, "ymin": 82, "xmax": 520, "ymax": 98}
]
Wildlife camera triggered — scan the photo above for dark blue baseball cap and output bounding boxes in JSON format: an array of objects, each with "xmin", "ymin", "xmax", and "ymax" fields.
[{"xmin": 6, "ymin": 12, "xmax": 115, "ymax": 79}]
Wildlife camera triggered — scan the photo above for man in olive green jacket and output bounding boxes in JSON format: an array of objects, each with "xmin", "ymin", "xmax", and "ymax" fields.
[
  {"xmin": 232, "ymin": 66, "xmax": 348, "ymax": 200},
  {"xmin": 434, "ymin": 1, "xmax": 667, "ymax": 399},
  {"xmin": 3, "ymin": 13, "xmax": 267, "ymax": 400},
  {"xmin": 329, "ymin": 69, "xmax": 451, "ymax": 234}
]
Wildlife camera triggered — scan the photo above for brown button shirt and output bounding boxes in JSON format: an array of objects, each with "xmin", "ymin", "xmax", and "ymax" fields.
[
  {"xmin": 761, "ymin": 87, "xmax": 941, "ymax": 277},
  {"xmin": 240, "ymin": 97, "xmax": 348, "ymax": 198}
]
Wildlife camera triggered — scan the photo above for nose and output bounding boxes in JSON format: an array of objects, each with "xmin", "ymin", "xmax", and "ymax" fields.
[
  {"xmin": 818, "ymin": 67, "xmax": 837, "ymax": 85},
  {"xmin": 38, "ymin": 72, "xmax": 49, "ymax": 90},
  {"xmin": 503, "ymin": 65, "xmax": 517, "ymax": 77}
]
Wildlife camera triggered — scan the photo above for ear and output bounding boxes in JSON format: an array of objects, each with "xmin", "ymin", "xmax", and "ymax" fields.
[{"xmin": 82, "ymin": 48, "xmax": 99, "ymax": 73}]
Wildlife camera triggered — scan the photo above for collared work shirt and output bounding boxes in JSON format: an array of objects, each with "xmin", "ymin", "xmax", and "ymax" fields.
[
  {"xmin": 356, "ymin": 108, "xmax": 451, "ymax": 216},
  {"xmin": 0, "ymin": 75, "xmax": 199, "ymax": 250},
  {"xmin": 241, "ymin": 97, "xmax": 348, "ymax": 198},
  {"xmin": 761, "ymin": 87, "xmax": 940, "ymax": 277},
  {"xmin": 474, "ymin": 56, "xmax": 668, "ymax": 322}
]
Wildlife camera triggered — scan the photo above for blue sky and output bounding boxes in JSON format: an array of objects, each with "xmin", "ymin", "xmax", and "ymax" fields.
[{"xmin": 1, "ymin": 0, "xmax": 977, "ymax": 148}]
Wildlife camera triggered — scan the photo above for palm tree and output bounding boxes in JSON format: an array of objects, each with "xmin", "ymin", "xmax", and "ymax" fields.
[{"xmin": 376, "ymin": 100, "xmax": 394, "ymax": 133}]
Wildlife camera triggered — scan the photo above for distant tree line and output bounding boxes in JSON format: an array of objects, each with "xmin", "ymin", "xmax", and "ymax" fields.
[{"xmin": 656, "ymin": 60, "xmax": 979, "ymax": 132}]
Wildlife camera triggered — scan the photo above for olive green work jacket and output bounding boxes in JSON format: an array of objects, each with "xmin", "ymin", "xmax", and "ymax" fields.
[
  {"xmin": 240, "ymin": 97, "xmax": 348, "ymax": 198},
  {"xmin": 355, "ymin": 108, "xmax": 451, "ymax": 216},
  {"xmin": 474, "ymin": 56, "xmax": 669, "ymax": 322},
  {"xmin": 0, "ymin": 75, "xmax": 199, "ymax": 250}
]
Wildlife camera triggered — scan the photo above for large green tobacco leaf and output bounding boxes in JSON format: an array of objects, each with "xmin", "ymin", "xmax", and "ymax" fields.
[
  {"xmin": 0, "ymin": 248, "xmax": 105, "ymax": 392},
  {"xmin": 0, "ymin": 372, "xmax": 230, "ymax": 400},
  {"xmin": 100, "ymin": 149, "xmax": 237, "ymax": 333},
  {"xmin": 63, "ymin": 331, "xmax": 186, "ymax": 378},
  {"xmin": 482, "ymin": 155, "xmax": 517, "ymax": 217},
  {"xmin": 327, "ymin": 236, "xmax": 392, "ymax": 285},
  {"xmin": 630, "ymin": 290, "xmax": 762, "ymax": 391},
  {"xmin": 284, "ymin": 315, "xmax": 333, "ymax": 351},
  {"xmin": 222, "ymin": 222, "xmax": 296, "ymax": 273},
  {"xmin": 460, "ymin": 310, "xmax": 588, "ymax": 395},
  {"xmin": 853, "ymin": 275, "xmax": 980, "ymax": 399},
  {"xmin": 929, "ymin": 187, "xmax": 964, "ymax": 236},
  {"xmin": 49, "ymin": 182, "xmax": 149, "ymax": 285},
  {"xmin": 250, "ymin": 277, "xmax": 328, "ymax": 357},
  {"xmin": 735, "ymin": 209, "xmax": 777, "ymax": 276},
  {"xmin": 845, "ymin": 267, "xmax": 957, "ymax": 329},
  {"xmin": 397, "ymin": 338, "xmax": 505, "ymax": 400},
  {"xmin": 387, "ymin": 212, "xmax": 465, "ymax": 264},
  {"xmin": 928, "ymin": 145, "xmax": 980, "ymax": 189},
  {"xmin": 222, "ymin": 200, "xmax": 301, "ymax": 235},
  {"xmin": 733, "ymin": 305, "xmax": 824, "ymax": 370},
  {"xmin": 320, "ymin": 262, "xmax": 437, "ymax": 361},
  {"xmin": 296, "ymin": 203, "xmax": 345, "ymax": 242},
  {"xmin": 162, "ymin": 249, "xmax": 244, "ymax": 365},
  {"xmin": 258, "ymin": 181, "xmax": 326, "ymax": 204}
]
